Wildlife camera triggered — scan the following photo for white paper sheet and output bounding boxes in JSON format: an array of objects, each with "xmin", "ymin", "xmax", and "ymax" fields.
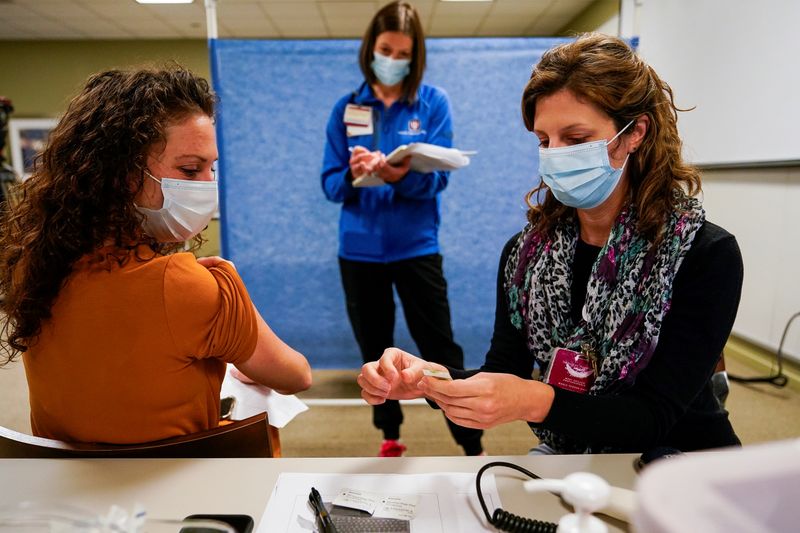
[
  {"xmin": 353, "ymin": 143, "xmax": 474, "ymax": 187},
  {"xmin": 220, "ymin": 364, "xmax": 309, "ymax": 428},
  {"xmin": 387, "ymin": 143, "xmax": 474, "ymax": 172},
  {"xmin": 258, "ymin": 472, "xmax": 500, "ymax": 533}
]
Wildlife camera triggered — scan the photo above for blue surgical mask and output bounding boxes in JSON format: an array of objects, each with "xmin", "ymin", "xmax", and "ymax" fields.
[
  {"xmin": 371, "ymin": 52, "xmax": 411, "ymax": 86},
  {"xmin": 538, "ymin": 120, "xmax": 635, "ymax": 209}
]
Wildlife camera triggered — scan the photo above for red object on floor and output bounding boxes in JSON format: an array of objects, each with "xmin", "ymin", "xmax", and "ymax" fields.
[{"xmin": 378, "ymin": 439, "xmax": 407, "ymax": 457}]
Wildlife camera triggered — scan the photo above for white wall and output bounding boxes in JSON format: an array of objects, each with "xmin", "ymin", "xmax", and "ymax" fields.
[
  {"xmin": 702, "ymin": 167, "xmax": 800, "ymax": 361},
  {"xmin": 595, "ymin": 13, "xmax": 619, "ymax": 35}
]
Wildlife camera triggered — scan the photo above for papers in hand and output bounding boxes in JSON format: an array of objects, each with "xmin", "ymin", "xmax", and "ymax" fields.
[
  {"xmin": 351, "ymin": 174, "xmax": 386, "ymax": 188},
  {"xmin": 352, "ymin": 142, "xmax": 475, "ymax": 188}
]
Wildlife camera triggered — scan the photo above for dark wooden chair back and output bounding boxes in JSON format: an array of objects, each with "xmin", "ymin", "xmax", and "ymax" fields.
[{"xmin": 0, "ymin": 412, "xmax": 278, "ymax": 458}]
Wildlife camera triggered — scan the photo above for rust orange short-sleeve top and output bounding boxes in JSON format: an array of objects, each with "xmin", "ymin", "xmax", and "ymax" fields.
[{"xmin": 23, "ymin": 247, "xmax": 258, "ymax": 444}]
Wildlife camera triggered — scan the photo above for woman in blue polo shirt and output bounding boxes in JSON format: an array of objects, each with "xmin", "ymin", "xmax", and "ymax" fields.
[{"xmin": 321, "ymin": 1, "xmax": 482, "ymax": 457}]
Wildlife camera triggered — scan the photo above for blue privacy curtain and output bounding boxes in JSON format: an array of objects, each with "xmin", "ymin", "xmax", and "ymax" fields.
[{"xmin": 210, "ymin": 38, "xmax": 569, "ymax": 368}]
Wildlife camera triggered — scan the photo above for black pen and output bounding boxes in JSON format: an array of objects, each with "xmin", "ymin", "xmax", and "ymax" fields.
[{"xmin": 309, "ymin": 486, "xmax": 338, "ymax": 533}]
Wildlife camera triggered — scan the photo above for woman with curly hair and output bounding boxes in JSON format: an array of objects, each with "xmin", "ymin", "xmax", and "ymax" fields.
[
  {"xmin": 358, "ymin": 33, "xmax": 743, "ymax": 454},
  {"xmin": 0, "ymin": 66, "xmax": 311, "ymax": 444}
]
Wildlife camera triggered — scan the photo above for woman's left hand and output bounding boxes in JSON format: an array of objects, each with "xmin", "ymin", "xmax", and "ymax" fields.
[
  {"xmin": 374, "ymin": 155, "xmax": 412, "ymax": 183},
  {"xmin": 419, "ymin": 372, "xmax": 555, "ymax": 429}
]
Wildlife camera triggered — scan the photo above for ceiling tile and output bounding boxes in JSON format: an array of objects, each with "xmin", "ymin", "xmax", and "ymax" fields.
[
  {"xmin": 528, "ymin": 12, "xmax": 575, "ymax": 35},
  {"xmin": 427, "ymin": 23, "xmax": 478, "ymax": 37},
  {"xmin": 0, "ymin": 26, "xmax": 37, "ymax": 39},
  {"xmin": 0, "ymin": 0, "xmax": 602, "ymax": 40},
  {"xmin": 82, "ymin": 28, "xmax": 137, "ymax": 39},
  {"xmin": 79, "ymin": 2, "xmax": 156, "ymax": 19},
  {"xmin": 218, "ymin": 2, "xmax": 268, "ymax": 19},
  {"xmin": 547, "ymin": 0, "xmax": 596, "ymax": 17},
  {"xmin": 219, "ymin": 22, "xmax": 281, "ymax": 39},
  {"xmin": 124, "ymin": 27, "xmax": 188, "ymax": 39},
  {"xmin": 262, "ymin": 1, "xmax": 321, "ymax": 19},
  {"xmin": 434, "ymin": 0, "xmax": 494, "ymax": 18},
  {"xmin": 114, "ymin": 17, "xmax": 182, "ymax": 37},
  {"xmin": 54, "ymin": 17, "xmax": 120, "ymax": 31},
  {"xmin": 325, "ymin": 22, "xmax": 369, "ymax": 38},
  {"xmin": 178, "ymin": 24, "xmax": 208, "ymax": 38},
  {"xmin": 477, "ymin": 14, "xmax": 534, "ymax": 36},
  {"xmin": 0, "ymin": 3, "xmax": 40, "ymax": 17},
  {"xmin": 4, "ymin": 16, "xmax": 78, "ymax": 34},
  {"xmin": 272, "ymin": 20, "xmax": 328, "ymax": 35},
  {"xmin": 141, "ymin": 3, "xmax": 206, "ymax": 24},
  {"xmin": 318, "ymin": 1, "xmax": 376, "ymax": 24},
  {"xmin": 489, "ymin": 0, "xmax": 550, "ymax": 18},
  {"xmin": 21, "ymin": 0, "xmax": 97, "ymax": 19}
]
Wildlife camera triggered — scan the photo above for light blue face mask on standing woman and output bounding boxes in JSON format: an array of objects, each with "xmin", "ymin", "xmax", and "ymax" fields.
[
  {"xmin": 371, "ymin": 52, "xmax": 411, "ymax": 86},
  {"xmin": 538, "ymin": 119, "xmax": 635, "ymax": 209}
]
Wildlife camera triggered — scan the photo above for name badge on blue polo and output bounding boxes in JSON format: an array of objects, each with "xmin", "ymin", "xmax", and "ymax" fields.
[{"xmin": 344, "ymin": 104, "xmax": 373, "ymax": 137}]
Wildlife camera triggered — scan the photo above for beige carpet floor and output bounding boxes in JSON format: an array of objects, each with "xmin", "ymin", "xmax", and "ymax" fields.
[{"xmin": 1, "ymin": 355, "xmax": 799, "ymax": 457}]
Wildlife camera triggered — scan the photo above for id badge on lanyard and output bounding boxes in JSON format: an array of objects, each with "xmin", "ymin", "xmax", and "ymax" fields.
[
  {"xmin": 344, "ymin": 103, "xmax": 373, "ymax": 137},
  {"xmin": 542, "ymin": 343, "xmax": 598, "ymax": 394}
]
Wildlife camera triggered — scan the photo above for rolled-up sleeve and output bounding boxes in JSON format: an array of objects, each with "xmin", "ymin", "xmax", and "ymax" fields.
[{"xmin": 164, "ymin": 255, "xmax": 258, "ymax": 365}]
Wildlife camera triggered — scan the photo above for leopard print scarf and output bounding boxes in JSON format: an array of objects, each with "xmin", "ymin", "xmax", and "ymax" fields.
[{"xmin": 504, "ymin": 196, "xmax": 705, "ymax": 453}]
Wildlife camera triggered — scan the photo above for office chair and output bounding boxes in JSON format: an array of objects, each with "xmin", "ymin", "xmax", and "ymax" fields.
[{"xmin": 0, "ymin": 412, "xmax": 280, "ymax": 459}]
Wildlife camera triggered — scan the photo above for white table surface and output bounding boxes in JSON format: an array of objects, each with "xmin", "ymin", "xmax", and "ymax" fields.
[{"xmin": 0, "ymin": 454, "xmax": 639, "ymax": 531}]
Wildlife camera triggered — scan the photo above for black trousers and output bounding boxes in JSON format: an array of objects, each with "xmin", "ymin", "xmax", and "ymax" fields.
[{"xmin": 339, "ymin": 254, "xmax": 483, "ymax": 455}]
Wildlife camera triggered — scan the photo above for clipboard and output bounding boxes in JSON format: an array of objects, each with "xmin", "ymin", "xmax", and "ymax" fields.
[{"xmin": 352, "ymin": 143, "xmax": 475, "ymax": 188}]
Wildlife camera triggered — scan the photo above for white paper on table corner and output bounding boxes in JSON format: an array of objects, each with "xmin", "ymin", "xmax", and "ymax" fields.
[
  {"xmin": 220, "ymin": 364, "xmax": 309, "ymax": 428},
  {"xmin": 258, "ymin": 472, "xmax": 500, "ymax": 533}
]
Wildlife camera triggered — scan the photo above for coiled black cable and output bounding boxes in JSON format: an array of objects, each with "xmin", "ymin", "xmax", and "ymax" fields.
[{"xmin": 476, "ymin": 461, "xmax": 558, "ymax": 533}]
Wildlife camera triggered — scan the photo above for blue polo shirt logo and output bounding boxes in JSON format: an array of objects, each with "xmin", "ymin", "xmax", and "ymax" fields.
[{"xmin": 399, "ymin": 117, "xmax": 425, "ymax": 136}]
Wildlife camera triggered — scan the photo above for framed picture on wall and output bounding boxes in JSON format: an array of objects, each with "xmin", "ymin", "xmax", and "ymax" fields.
[{"xmin": 8, "ymin": 118, "xmax": 58, "ymax": 180}]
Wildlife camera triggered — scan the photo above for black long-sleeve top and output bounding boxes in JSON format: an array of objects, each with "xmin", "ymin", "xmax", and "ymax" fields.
[{"xmin": 450, "ymin": 221, "xmax": 743, "ymax": 452}]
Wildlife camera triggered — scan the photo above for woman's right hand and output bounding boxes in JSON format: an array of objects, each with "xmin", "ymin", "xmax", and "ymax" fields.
[
  {"xmin": 349, "ymin": 146, "xmax": 381, "ymax": 179},
  {"xmin": 357, "ymin": 347, "xmax": 440, "ymax": 404}
]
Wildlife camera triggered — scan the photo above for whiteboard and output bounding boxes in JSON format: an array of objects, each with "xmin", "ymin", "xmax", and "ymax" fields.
[{"xmin": 636, "ymin": 0, "xmax": 800, "ymax": 167}]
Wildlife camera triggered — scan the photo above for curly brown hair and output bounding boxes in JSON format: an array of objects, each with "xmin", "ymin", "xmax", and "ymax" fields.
[
  {"xmin": 0, "ymin": 66, "xmax": 215, "ymax": 364},
  {"xmin": 521, "ymin": 33, "xmax": 701, "ymax": 241}
]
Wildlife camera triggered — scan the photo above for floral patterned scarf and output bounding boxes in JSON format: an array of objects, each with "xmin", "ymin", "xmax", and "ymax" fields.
[{"xmin": 504, "ymin": 195, "xmax": 705, "ymax": 453}]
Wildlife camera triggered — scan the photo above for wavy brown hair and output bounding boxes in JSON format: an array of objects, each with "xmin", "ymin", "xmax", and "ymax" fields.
[
  {"xmin": 0, "ymin": 66, "xmax": 215, "ymax": 364},
  {"xmin": 521, "ymin": 33, "xmax": 701, "ymax": 242},
  {"xmin": 359, "ymin": 1, "xmax": 426, "ymax": 103}
]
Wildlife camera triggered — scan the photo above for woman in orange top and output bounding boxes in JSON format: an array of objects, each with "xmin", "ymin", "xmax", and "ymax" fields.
[{"xmin": 0, "ymin": 67, "xmax": 312, "ymax": 444}]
